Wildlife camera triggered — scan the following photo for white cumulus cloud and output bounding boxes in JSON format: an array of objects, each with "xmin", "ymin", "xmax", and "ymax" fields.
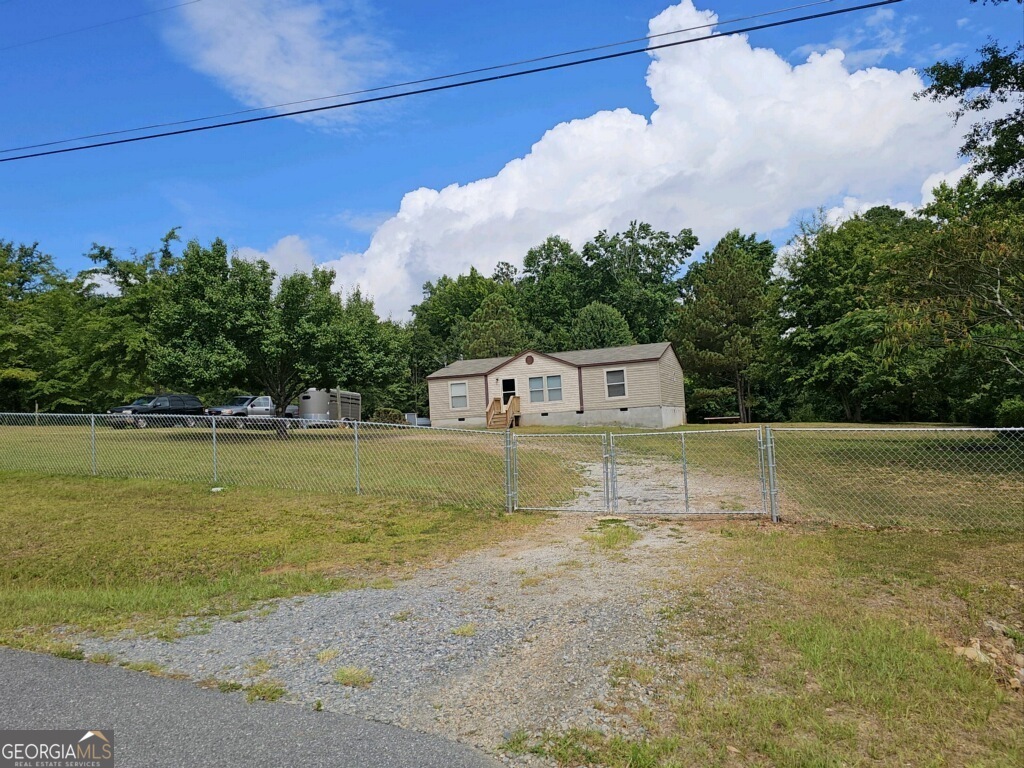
[
  {"xmin": 236, "ymin": 234, "xmax": 316, "ymax": 276},
  {"xmin": 242, "ymin": 1, "xmax": 972, "ymax": 317},
  {"xmin": 164, "ymin": 0, "xmax": 393, "ymax": 125}
]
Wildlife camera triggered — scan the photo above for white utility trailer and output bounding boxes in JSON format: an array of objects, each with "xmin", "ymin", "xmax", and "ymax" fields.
[{"xmin": 297, "ymin": 389, "xmax": 361, "ymax": 421}]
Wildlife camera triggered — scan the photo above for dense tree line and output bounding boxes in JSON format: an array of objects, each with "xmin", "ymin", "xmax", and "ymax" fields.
[
  {"xmin": 2, "ymin": 196, "xmax": 1021, "ymax": 425},
  {"xmin": 0, "ymin": 232, "xmax": 406, "ymax": 416},
  {"xmin": 4, "ymin": 176, "xmax": 1017, "ymax": 424},
  {"xmin": 2, "ymin": 2, "xmax": 1021, "ymax": 425}
]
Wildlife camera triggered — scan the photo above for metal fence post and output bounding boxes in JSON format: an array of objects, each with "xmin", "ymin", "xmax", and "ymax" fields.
[
  {"xmin": 602, "ymin": 433, "xmax": 610, "ymax": 513},
  {"xmin": 90, "ymin": 414, "xmax": 97, "ymax": 476},
  {"xmin": 766, "ymin": 425, "xmax": 779, "ymax": 523},
  {"xmin": 512, "ymin": 433, "xmax": 519, "ymax": 512},
  {"xmin": 680, "ymin": 431, "xmax": 691, "ymax": 515},
  {"xmin": 609, "ymin": 434, "xmax": 619, "ymax": 514},
  {"xmin": 211, "ymin": 416, "xmax": 218, "ymax": 484},
  {"xmin": 757, "ymin": 427, "xmax": 768, "ymax": 517},
  {"xmin": 504, "ymin": 430, "xmax": 513, "ymax": 514},
  {"xmin": 354, "ymin": 421, "xmax": 361, "ymax": 494}
]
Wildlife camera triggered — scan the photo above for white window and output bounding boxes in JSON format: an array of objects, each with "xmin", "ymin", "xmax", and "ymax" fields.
[
  {"xmin": 528, "ymin": 377, "xmax": 545, "ymax": 403},
  {"xmin": 528, "ymin": 375, "xmax": 563, "ymax": 403},
  {"xmin": 546, "ymin": 375, "xmax": 562, "ymax": 402},
  {"xmin": 449, "ymin": 382, "xmax": 468, "ymax": 410},
  {"xmin": 606, "ymin": 369, "xmax": 626, "ymax": 398}
]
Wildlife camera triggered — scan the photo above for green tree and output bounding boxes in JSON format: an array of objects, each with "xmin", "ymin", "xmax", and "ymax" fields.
[
  {"xmin": 569, "ymin": 301, "xmax": 634, "ymax": 350},
  {"xmin": 0, "ymin": 241, "xmax": 81, "ymax": 411},
  {"xmin": 150, "ymin": 238, "xmax": 247, "ymax": 394},
  {"xmin": 517, "ymin": 236, "xmax": 594, "ymax": 350},
  {"xmin": 152, "ymin": 239, "xmax": 398, "ymax": 420},
  {"xmin": 583, "ymin": 222, "xmax": 699, "ymax": 343},
  {"xmin": 670, "ymin": 230, "xmax": 776, "ymax": 422},
  {"xmin": 71, "ymin": 230, "xmax": 181, "ymax": 408},
  {"xmin": 410, "ymin": 267, "xmax": 499, "ymax": 379},
  {"xmin": 459, "ymin": 291, "xmax": 530, "ymax": 359},
  {"xmin": 334, "ymin": 290, "xmax": 409, "ymax": 414},
  {"xmin": 887, "ymin": 178, "xmax": 1024, "ymax": 376},
  {"xmin": 919, "ymin": 0, "xmax": 1024, "ymax": 181},
  {"xmin": 779, "ymin": 208, "xmax": 934, "ymax": 422}
]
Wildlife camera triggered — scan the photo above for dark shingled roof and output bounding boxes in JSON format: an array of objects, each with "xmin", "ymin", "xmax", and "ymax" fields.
[{"xmin": 426, "ymin": 342, "xmax": 672, "ymax": 379}]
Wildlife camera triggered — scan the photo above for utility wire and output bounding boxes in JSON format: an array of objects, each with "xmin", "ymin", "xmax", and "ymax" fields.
[
  {"xmin": 1, "ymin": 0, "xmax": 843, "ymax": 155},
  {"xmin": 0, "ymin": 0, "xmax": 206, "ymax": 52},
  {"xmin": 0, "ymin": 0, "xmax": 904, "ymax": 164}
]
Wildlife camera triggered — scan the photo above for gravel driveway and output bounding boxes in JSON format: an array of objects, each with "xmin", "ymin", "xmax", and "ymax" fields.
[{"xmin": 78, "ymin": 515, "xmax": 707, "ymax": 761}]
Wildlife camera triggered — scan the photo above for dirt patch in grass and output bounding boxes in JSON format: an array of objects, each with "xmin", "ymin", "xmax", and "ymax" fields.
[{"xmin": 0, "ymin": 472, "xmax": 544, "ymax": 650}]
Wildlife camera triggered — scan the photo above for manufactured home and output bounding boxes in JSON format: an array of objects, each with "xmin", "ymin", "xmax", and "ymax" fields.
[{"xmin": 426, "ymin": 342, "xmax": 686, "ymax": 429}]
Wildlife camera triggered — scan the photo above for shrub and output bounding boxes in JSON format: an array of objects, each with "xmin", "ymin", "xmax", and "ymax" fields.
[
  {"xmin": 371, "ymin": 407, "xmax": 406, "ymax": 424},
  {"xmin": 995, "ymin": 397, "xmax": 1024, "ymax": 428},
  {"xmin": 685, "ymin": 386, "xmax": 736, "ymax": 422}
]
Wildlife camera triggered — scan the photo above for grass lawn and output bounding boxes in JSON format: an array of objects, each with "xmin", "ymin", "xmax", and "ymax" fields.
[
  {"xmin": 526, "ymin": 524, "xmax": 1024, "ymax": 767},
  {"xmin": 1, "ymin": 420, "xmax": 1020, "ymax": 528},
  {"xmin": 0, "ymin": 472, "xmax": 544, "ymax": 652},
  {"xmin": 0, "ymin": 421, "xmax": 577, "ymax": 511},
  {"xmin": 606, "ymin": 427, "xmax": 1024, "ymax": 530}
]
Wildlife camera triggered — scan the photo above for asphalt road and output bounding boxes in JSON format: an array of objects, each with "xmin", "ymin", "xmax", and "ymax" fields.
[{"xmin": 0, "ymin": 648, "xmax": 501, "ymax": 768}]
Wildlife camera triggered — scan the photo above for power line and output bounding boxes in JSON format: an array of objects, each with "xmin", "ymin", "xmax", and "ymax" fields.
[
  {"xmin": 0, "ymin": 0, "xmax": 206, "ymax": 52},
  {"xmin": 0, "ymin": 0, "xmax": 904, "ymax": 164},
  {"xmin": 2, "ymin": 0, "xmax": 843, "ymax": 155}
]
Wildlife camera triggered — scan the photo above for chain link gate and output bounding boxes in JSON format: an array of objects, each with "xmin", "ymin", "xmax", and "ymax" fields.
[
  {"xmin": 511, "ymin": 433, "xmax": 610, "ymax": 512},
  {"xmin": 609, "ymin": 429, "xmax": 772, "ymax": 517}
]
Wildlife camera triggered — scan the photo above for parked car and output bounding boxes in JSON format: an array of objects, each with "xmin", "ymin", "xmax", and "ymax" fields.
[
  {"xmin": 206, "ymin": 396, "xmax": 301, "ymax": 428},
  {"xmin": 205, "ymin": 395, "xmax": 275, "ymax": 426},
  {"xmin": 107, "ymin": 394, "xmax": 205, "ymax": 428}
]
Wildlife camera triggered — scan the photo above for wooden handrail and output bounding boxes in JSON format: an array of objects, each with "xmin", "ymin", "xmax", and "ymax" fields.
[
  {"xmin": 505, "ymin": 395, "xmax": 520, "ymax": 429},
  {"xmin": 486, "ymin": 397, "xmax": 502, "ymax": 425}
]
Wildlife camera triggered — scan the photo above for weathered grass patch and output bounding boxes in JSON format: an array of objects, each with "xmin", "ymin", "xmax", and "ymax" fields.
[
  {"xmin": 585, "ymin": 519, "xmax": 641, "ymax": 551},
  {"xmin": 245, "ymin": 679, "xmax": 287, "ymax": 702},
  {"xmin": 0, "ymin": 473, "xmax": 544, "ymax": 650},
  {"xmin": 333, "ymin": 666, "xmax": 374, "ymax": 688},
  {"xmin": 316, "ymin": 649, "xmax": 340, "ymax": 664},
  {"xmin": 538, "ymin": 525, "xmax": 1024, "ymax": 766}
]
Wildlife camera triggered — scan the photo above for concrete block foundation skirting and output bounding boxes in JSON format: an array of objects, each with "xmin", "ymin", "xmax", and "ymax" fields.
[{"xmin": 432, "ymin": 407, "xmax": 684, "ymax": 430}]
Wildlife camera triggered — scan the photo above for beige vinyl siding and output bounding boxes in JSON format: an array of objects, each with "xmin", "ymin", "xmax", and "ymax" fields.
[
  {"xmin": 581, "ymin": 360, "xmax": 663, "ymax": 410},
  {"xmin": 658, "ymin": 349, "xmax": 686, "ymax": 408},
  {"xmin": 427, "ymin": 376, "xmax": 487, "ymax": 421},
  {"xmin": 489, "ymin": 356, "xmax": 579, "ymax": 415}
]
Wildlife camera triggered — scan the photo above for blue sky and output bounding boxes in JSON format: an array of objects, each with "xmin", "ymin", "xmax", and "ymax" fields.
[{"xmin": 1, "ymin": 0, "xmax": 1021, "ymax": 315}]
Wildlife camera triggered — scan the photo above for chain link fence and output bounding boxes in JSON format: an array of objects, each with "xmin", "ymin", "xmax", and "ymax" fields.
[
  {"xmin": 512, "ymin": 433, "xmax": 609, "ymax": 512},
  {"xmin": 1, "ymin": 414, "xmax": 1022, "ymax": 529},
  {"xmin": 610, "ymin": 429, "xmax": 768, "ymax": 516},
  {"xmin": 0, "ymin": 413, "xmax": 507, "ymax": 509},
  {"xmin": 770, "ymin": 427, "xmax": 1024, "ymax": 530}
]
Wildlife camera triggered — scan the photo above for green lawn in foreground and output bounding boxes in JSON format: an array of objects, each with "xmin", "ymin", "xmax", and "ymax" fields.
[
  {"xmin": 524, "ymin": 524, "xmax": 1024, "ymax": 767},
  {"xmin": 0, "ymin": 472, "xmax": 544, "ymax": 651}
]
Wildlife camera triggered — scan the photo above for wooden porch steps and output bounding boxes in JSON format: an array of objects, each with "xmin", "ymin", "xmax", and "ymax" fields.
[{"xmin": 486, "ymin": 395, "xmax": 520, "ymax": 429}]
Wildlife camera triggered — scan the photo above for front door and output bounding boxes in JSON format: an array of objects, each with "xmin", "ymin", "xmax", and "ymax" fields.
[{"xmin": 501, "ymin": 379, "xmax": 517, "ymax": 406}]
